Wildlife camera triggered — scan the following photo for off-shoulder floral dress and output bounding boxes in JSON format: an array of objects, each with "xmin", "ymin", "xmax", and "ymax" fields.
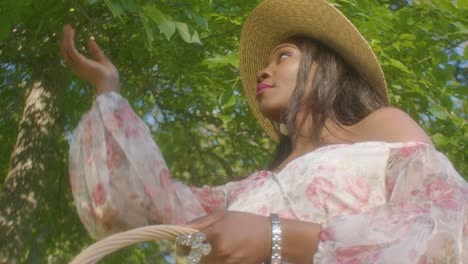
[{"xmin": 69, "ymin": 92, "xmax": 468, "ymax": 263}]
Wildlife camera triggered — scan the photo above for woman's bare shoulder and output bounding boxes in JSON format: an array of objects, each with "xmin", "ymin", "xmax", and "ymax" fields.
[{"xmin": 350, "ymin": 107, "xmax": 432, "ymax": 144}]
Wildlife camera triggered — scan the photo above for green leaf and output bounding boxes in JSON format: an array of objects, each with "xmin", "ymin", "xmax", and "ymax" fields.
[
  {"xmin": 431, "ymin": 0, "xmax": 457, "ymax": 13},
  {"xmin": 399, "ymin": 34, "xmax": 416, "ymax": 40},
  {"xmin": 203, "ymin": 53, "xmax": 239, "ymax": 69},
  {"xmin": 464, "ymin": 45, "xmax": 468, "ymax": 60},
  {"xmin": 429, "ymin": 105, "xmax": 449, "ymax": 120},
  {"xmin": 103, "ymin": 0, "xmax": 124, "ymax": 20},
  {"xmin": 159, "ymin": 19, "xmax": 176, "ymax": 40},
  {"xmin": 191, "ymin": 30, "xmax": 202, "ymax": 44},
  {"xmin": 218, "ymin": 89, "xmax": 231, "ymax": 107},
  {"xmin": 120, "ymin": 0, "xmax": 138, "ymax": 11},
  {"xmin": 176, "ymin": 22, "xmax": 191, "ymax": 43},
  {"xmin": 218, "ymin": 85, "xmax": 237, "ymax": 110},
  {"xmin": 144, "ymin": 5, "xmax": 165, "ymax": 24},
  {"xmin": 432, "ymin": 133, "xmax": 449, "ymax": 146},
  {"xmin": 140, "ymin": 13, "xmax": 153, "ymax": 51},
  {"xmin": 228, "ymin": 53, "xmax": 239, "ymax": 68},
  {"xmin": 452, "ymin": 22, "xmax": 468, "ymax": 31},
  {"xmin": 451, "ymin": 22, "xmax": 468, "ymax": 36},
  {"xmin": 219, "ymin": 113, "xmax": 232, "ymax": 125},
  {"xmin": 389, "ymin": 58, "xmax": 412, "ymax": 74},
  {"xmin": 353, "ymin": 13, "xmax": 370, "ymax": 19},
  {"xmin": 193, "ymin": 15, "xmax": 209, "ymax": 31},
  {"xmin": 391, "ymin": 84, "xmax": 402, "ymax": 90},
  {"xmin": 401, "ymin": 41, "xmax": 415, "ymax": 49}
]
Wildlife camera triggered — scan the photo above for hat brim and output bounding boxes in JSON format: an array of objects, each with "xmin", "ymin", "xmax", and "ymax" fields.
[{"xmin": 240, "ymin": 0, "xmax": 388, "ymax": 142}]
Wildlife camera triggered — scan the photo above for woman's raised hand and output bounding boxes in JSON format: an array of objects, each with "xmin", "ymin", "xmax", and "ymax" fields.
[{"xmin": 60, "ymin": 25, "xmax": 120, "ymax": 94}]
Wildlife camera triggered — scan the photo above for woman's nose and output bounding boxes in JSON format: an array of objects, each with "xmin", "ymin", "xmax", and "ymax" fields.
[{"xmin": 256, "ymin": 68, "xmax": 272, "ymax": 83}]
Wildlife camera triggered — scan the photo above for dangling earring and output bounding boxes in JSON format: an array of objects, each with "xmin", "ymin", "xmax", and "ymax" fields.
[{"xmin": 279, "ymin": 123, "xmax": 289, "ymax": 136}]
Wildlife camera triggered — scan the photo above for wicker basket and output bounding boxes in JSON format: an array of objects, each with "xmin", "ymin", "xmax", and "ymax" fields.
[{"xmin": 70, "ymin": 225, "xmax": 198, "ymax": 264}]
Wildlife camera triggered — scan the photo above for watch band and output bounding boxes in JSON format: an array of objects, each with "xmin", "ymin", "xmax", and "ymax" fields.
[{"xmin": 270, "ymin": 213, "xmax": 282, "ymax": 264}]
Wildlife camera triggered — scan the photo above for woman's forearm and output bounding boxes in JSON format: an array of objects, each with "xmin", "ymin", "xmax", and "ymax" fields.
[{"xmin": 280, "ymin": 218, "xmax": 321, "ymax": 264}]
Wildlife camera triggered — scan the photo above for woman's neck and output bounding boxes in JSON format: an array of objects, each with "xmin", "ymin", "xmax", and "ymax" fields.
[
  {"xmin": 287, "ymin": 120, "xmax": 352, "ymax": 166},
  {"xmin": 290, "ymin": 132, "xmax": 317, "ymax": 157}
]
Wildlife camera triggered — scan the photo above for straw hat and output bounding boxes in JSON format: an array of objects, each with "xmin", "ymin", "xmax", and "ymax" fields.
[{"xmin": 240, "ymin": 0, "xmax": 389, "ymax": 142}]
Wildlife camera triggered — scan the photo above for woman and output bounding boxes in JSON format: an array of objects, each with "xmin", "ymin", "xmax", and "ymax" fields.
[{"xmin": 63, "ymin": 0, "xmax": 467, "ymax": 263}]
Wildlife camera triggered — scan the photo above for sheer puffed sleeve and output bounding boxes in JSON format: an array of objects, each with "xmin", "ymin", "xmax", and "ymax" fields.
[
  {"xmin": 314, "ymin": 143, "xmax": 468, "ymax": 263},
  {"xmin": 69, "ymin": 92, "xmax": 239, "ymax": 239}
]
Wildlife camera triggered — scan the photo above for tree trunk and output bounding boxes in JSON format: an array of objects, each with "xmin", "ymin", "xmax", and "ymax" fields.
[{"xmin": 0, "ymin": 71, "xmax": 65, "ymax": 263}]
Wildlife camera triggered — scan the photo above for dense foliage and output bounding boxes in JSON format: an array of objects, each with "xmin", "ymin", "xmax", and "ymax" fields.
[{"xmin": 0, "ymin": 0, "xmax": 466, "ymax": 263}]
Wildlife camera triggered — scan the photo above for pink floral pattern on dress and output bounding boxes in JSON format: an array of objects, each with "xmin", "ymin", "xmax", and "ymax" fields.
[
  {"xmin": 110, "ymin": 104, "xmax": 141, "ymax": 138},
  {"xmin": 159, "ymin": 168, "xmax": 171, "ymax": 189},
  {"xmin": 230, "ymin": 184, "xmax": 248, "ymax": 202},
  {"xmin": 190, "ymin": 186, "xmax": 227, "ymax": 214},
  {"xmin": 306, "ymin": 177, "xmax": 336, "ymax": 209},
  {"xmin": 143, "ymin": 182, "xmax": 157, "ymax": 202},
  {"xmin": 425, "ymin": 180, "xmax": 458, "ymax": 210},
  {"xmin": 69, "ymin": 92, "xmax": 468, "ymax": 263},
  {"xmin": 344, "ymin": 175, "xmax": 371, "ymax": 205},
  {"xmin": 336, "ymin": 245, "xmax": 382, "ymax": 264},
  {"xmin": 395, "ymin": 201, "xmax": 429, "ymax": 215},
  {"xmin": 105, "ymin": 138, "xmax": 115, "ymax": 169},
  {"xmin": 229, "ymin": 172, "xmax": 268, "ymax": 202},
  {"xmin": 92, "ymin": 183, "xmax": 106, "ymax": 206},
  {"xmin": 399, "ymin": 142, "xmax": 424, "ymax": 158}
]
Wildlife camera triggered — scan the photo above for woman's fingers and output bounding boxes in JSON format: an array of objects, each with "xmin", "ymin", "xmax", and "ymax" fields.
[
  {"xmin": 60, "ymin": 25, "xmax": 72, "ymax": 63},
  {"xmin": 86, "ymin": 36, "xmax": 111, "ymax": 65},
  {"xmin": 62, "ymin": 25, "xmax": 80, "ymax": 64},
  {"xmin": 61, "ymin": 25, "xmax": 94, "ymax": 69}
]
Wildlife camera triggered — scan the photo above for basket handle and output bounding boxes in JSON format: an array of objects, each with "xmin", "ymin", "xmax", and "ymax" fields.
[{"xmin": 70, "ymin": 225, "xmax": 198, "ymax": 264}]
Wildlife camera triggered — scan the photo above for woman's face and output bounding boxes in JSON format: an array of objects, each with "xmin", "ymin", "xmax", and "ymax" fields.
[{"xmin": 256, "ymin": 42, "xmax": 304, "ymax": 122}]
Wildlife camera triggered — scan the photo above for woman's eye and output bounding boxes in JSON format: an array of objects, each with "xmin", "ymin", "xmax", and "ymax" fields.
[{"xmin": 278, "ymin": 53, "xmax": 289, "ymax": 62}]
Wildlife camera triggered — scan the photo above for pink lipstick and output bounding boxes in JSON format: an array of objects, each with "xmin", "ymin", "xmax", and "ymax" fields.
[{"xmin": 256, "ymin": 83, "xmax": 272, "ymax": 96}]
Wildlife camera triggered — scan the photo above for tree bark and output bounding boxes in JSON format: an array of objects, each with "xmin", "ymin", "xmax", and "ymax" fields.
[{"xmin": 0, "ymin": 71, "xmax": 65, "ymax": 263}]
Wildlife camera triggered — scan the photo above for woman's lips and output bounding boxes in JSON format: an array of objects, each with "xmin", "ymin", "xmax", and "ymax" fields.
[{"xmin": 256, "ymin": 83, "xmax": 273, "ymax": 96}]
